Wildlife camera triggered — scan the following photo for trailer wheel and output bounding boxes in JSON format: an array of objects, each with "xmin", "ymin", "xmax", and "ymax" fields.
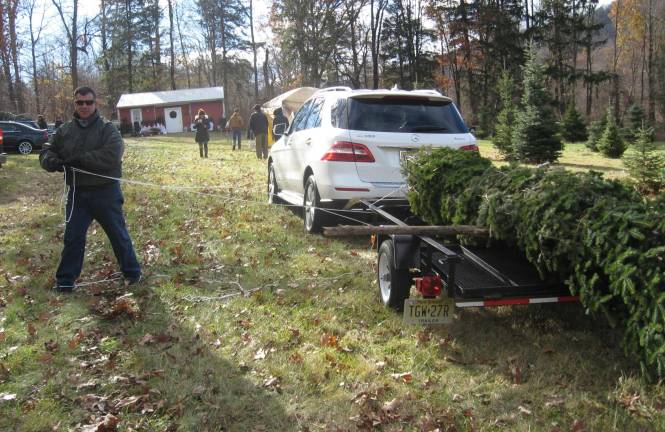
[{"xmin": 377, "ymin": 239, "xmax": 411, "ymax": 310}]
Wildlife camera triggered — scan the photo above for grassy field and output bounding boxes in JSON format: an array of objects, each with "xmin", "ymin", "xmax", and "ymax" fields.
[{"xmin": 0, "ymin": 133, "xmax": 663, "ymax": 431}]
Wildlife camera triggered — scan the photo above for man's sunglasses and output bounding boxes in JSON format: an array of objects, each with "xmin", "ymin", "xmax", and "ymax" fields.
[{"xmin": 75, "ymin": 100, "xmax": 95, "ymax": 106}]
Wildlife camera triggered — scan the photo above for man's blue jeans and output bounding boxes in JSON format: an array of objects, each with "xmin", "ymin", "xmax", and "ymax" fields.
[
  {"xmin": 232, "ymin": 128, "xmax": 242, "ymax": 150},
  {"xmin": 56, "ymin": 182, "xmax": 141, "ymax": 287}
]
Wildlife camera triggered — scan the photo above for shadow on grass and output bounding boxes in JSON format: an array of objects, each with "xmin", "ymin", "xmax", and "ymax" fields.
[{"xmin": 52, "ymin": 283, "xmax": 291, "ymax": 431}]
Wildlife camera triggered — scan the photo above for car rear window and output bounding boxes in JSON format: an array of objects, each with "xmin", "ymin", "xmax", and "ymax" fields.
[{"xmin": 346, "ymin": 97, "xmax": 469, "ymax": 133}]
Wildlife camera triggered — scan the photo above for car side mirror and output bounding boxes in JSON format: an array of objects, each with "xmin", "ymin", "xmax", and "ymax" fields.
[{"xmin": 273, "ymin": 123, "xmax": 288, "ymax": 136}]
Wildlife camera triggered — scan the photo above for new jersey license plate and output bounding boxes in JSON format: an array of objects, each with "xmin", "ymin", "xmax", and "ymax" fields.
[{"xmin": 403, "ymin": 297, "xmax": 454, "ymax": 325}]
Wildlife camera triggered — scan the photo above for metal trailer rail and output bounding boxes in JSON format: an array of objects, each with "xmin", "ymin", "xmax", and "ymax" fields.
[{"xmin": 360, "ymin": 200, "xmax": 578, "ymax": 312}]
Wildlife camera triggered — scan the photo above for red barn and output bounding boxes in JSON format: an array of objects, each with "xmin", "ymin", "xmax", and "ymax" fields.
[{"xmin": 116, "ymin": 87, "xmax": 225, "ymax": 133}]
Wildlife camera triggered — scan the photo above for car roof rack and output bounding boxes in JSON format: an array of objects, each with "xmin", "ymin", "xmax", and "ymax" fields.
[{"xmin": 317, "ymin": 86, "xmax": 353, "ymax": 93}]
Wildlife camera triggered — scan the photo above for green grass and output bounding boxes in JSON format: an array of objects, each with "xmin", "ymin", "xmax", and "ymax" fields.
[
  {"xmin": 1, "ymin": 133, "xmax": 663, "ymax": 431},
  {"xmin": 477, "ymin": 138, "xmax": 665, "ymax": 179}
]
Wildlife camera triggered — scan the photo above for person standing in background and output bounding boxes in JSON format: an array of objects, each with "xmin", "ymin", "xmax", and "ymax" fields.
[
  {"xmin": 272, "ymin": 107, "xmax": 289, "ymax": 142},
  {"xmin": 248, "ymin": 104, "xmax": 268, "ymax": 159},
  {"xmin": 193, "ymin": 108, "xmax": 210, "ymax": 158},
  {"xmin": 227, "ymin": 108, "xmax": 244, "ymax": 151},
  {"xmin": 37, "ymin": 114, "xmax": 48, "ymax": 129}
]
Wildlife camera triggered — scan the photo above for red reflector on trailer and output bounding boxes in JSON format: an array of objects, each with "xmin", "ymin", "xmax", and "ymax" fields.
[{"xmin": 455, "ymin": 296, "xmax": 579, "ymax": 308}]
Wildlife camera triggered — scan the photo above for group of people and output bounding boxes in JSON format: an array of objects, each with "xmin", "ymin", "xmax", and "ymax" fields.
[
  {"xmin": 36, "ymin": 114, "xmax": 63, "ymax": 130},
  {"xmin": 201, "ymin": 105, "xmax": 289, "ymax": 160}
]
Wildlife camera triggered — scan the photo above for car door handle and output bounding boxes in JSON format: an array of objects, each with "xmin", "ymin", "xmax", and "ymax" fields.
[{"xmin": 305, "ymin": 138, "xmax": 312, "ymax": 146}]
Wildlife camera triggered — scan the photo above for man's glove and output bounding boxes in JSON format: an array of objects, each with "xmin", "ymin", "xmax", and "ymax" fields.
[
  {"xmin": 46, "ymin": 157, "xmax": 65, "ymax": 172},
  {"xmin": 40, "ymin": 152, "xmax": 65, "ymax": 172}
]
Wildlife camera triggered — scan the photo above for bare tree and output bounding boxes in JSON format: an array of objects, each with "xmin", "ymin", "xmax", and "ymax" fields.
[
  {"xmin": 51, "ymin": 0, "xmax": 80, "ymax": 92},
  {"xmin": 370, "ymin": 0, "xmax": 388, "ymax": 88},
  {"xmin": 168, "ymin": 0, "xmax": 176, "ymax": 90},
  {"xmin": 175, "ymin": 1, "xmax": 191, "ymax": 88},
  {"xmin": 0, "ymin": 1, "xmax": 18, "ymax": 111},
  {"xmin": 27, "ymin": 0, "xmax": 46, "ymax": 114}
]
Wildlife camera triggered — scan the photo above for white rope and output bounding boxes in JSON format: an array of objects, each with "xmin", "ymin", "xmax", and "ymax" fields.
[
  {"xmin": 62, "ymin": 168, "xmax": 76, "ymax": 223},
  {"xmin": 69, "ymin": 166, "xmax": 386, "ymax": 216}
]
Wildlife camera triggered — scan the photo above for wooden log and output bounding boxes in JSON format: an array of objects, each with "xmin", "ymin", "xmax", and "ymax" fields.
[{"xmin": 323, "ymin": 225, "xmax": 489, "ymax": 237}]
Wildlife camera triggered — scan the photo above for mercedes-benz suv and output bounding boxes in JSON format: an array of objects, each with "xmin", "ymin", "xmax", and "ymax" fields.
[{"xmin": 267, "ymin": 87, "xmax": 477, "ymax": 233}]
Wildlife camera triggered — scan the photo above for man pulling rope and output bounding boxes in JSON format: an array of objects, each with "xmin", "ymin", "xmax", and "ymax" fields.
[{"xmin": 39, "ymin": 86, "xmax": 142, "ymax": 293}]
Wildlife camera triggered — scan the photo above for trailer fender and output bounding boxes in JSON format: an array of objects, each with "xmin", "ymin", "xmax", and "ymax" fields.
[{"xmin": 391, "ymin": 235, "xmax": 420, "ymax": 270}]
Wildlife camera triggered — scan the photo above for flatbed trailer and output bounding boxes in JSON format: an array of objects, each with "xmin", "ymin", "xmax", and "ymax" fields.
[{"xmin": 340, "ymin": 200, "xmax": 578, "ymax": 324}]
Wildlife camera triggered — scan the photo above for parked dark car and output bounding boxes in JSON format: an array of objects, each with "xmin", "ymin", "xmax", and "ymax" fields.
[
  {"xmin": 0, "ymin": 121, "xmax": 49, "ymax": 155},
  {"xmin": 16, "ymin": 120, "xmax": 41, "ymax": 130}
]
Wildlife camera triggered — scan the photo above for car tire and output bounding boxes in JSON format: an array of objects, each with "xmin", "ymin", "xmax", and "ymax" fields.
[
  {"xmin": 268, "ymin": 164, "xmax": 280, "ymax": 204},
  {"xmin": 303, "ymin": 175, "xmax": 329, "ymax": 234},
  {"xmin": 377, "ymin": 239, "xmax": 412, "ymax": 310},
  {"xmin": 17, "ymin": 141, "xmax": 33, "ymax": 155}
]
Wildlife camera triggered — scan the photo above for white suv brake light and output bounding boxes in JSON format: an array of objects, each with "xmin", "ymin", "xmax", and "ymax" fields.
[{"xmin": 321, "ymin": 141, "xmax": 375, "ymax": 163}]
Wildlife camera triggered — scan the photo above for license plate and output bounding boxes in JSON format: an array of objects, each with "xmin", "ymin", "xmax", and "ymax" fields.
[
  {"xmin": 403, "ymin": 297, "xmax": 454, "ymax": 325},
  {"xmin": 399, "ymin": 150, "xmax": 415, "ymax": 163}
]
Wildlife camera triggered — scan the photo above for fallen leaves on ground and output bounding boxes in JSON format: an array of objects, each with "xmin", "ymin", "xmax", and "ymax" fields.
[{"xmin": 91, "ymin": 294, "xmax": 140, "ymax": 319}]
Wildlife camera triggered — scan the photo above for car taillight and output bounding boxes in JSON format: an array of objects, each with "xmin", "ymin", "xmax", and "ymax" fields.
[
  {"xmin": 459, "ymin": 144, "xmax": 479, "ymax": 152},
  {"xmin": 0, "ymin": 129, "xmax": 3, "ymax": 146},
  {"xmin": 415, "ymin": 275, "xmax": 443, "ymax": 298},
  {"xmin": 321, "ymin": 141, "xmax": 375, "ymax": 163}
]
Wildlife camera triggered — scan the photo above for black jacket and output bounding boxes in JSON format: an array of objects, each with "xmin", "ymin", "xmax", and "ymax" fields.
[
  {"xmin": 273, "ymin": 112, "xmax": 289, "ymax": 141},
  {"xmin": 39, "ymin": 110, "xmax": 124, "ymax": 188},
  {"xmin": 249, "ymin": 110, "xmax": 268, "ymax": 135},
  {"xmin": 193, "ymin": 115, "xmax": 210, "ymax": 143}
]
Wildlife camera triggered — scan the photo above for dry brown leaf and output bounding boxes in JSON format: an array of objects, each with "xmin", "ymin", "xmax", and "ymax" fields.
[
  {"xmin": 254, "ymin": 348, "xmax": 267, "ymax": 360},
  {"xmin": 81, "ymin": 413, "xmax": 119, "ymax": 432},
  {"xmin": 571, "ymin": 419, "xmax": 586, "ymax": 432},
  {"xmin": 382, "ymin": 398, "xmax": 400, "ymax": 413},
  {"xmin": 113, "ymin": 395, "xmax": 144, "ymax": 411},
  {"xmin": 320, "ymin": 333, "xmax": 338, "ymax": 348},
  {"xmin": 44, "ymin": 340, "xmax": 59, "ymax": 352},
  {"xmin": 68, "ymin": 329, "xmax": 85, "ymax": 349},
  {"xmin": 518, "ymin": 405, "xmax": 532, "ymax": 416},
  {"xmin": 0, "ymin": 393, "xmax": 16, "ymax": 403},
  {"xmin": 390, "ymin": 372, "xmax": 413, "ymax": 382},
  {"xmin": 139, "ymin": 333, "xmax": 156, "ymax": 346}
]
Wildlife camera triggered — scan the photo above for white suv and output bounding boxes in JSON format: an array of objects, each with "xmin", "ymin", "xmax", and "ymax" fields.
[{"xmin": 267, "ymin": 87, "xmax": 477, "ymax": 233}]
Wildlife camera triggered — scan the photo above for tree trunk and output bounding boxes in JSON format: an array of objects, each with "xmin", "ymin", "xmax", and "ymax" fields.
[
  {"xmin": 28, "ymin": 0, "xmax": 45, "ymax": 114},
  {"xmin": 175, "ymin": 2, "xmax": 191, "ymax": 88},
  {"xmin": 249, "ymin": 0, "xmax": 259, "ymax": 100},
  {"xmin": 153, "ymin": 0, "xmax": 161, "ymax": 89},
  {"xmin": 263, "ymin": 48, "xmax": 272, "ymax": 99},
  {"xmin": 8, "ymin": 0, "xmax": 24, "ymax": 112},
  {"xmin": 611, "ymin": 0, "xmax": 620, "ymax": 121},
  {"xmin": 0, "ymin": 2, "xmax": 17, "ymax": 111},
  {"xmin": 646, "ymin": 0, "xmax": 655, "ymax": 123},
  {"xmin": 167, "ymin": 0, "xmax": 176, "ymax": 90},
  {"xmin": 126, "ymin": 0, "xmax": 132, "ymax": 93}
]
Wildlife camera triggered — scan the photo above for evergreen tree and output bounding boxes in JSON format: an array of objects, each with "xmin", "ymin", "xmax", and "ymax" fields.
[
  {"xmin": 624, "ymin": 104, "xmax": 651, "ymax": 143},
  {"xmin": 623, "ymin": 126, "xmax": 664, "ymax": 195},
  {"xmin": 512, "ymin": 43, "xmax": 563, "ymax": 163},
  {"xmin": 597, "ymin": 108, "xmax": 626, "ymax": 158},
  {"xmin": 492, "ymin": 71, "xmax": 516, "ymax": 159},
  {"xmin": 585, "ymin": 111, "xmax": 606, "ymax": 151},
  {"xmin": 561, "ymin": 105, "xmax": 587, "ymax": 142}
]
